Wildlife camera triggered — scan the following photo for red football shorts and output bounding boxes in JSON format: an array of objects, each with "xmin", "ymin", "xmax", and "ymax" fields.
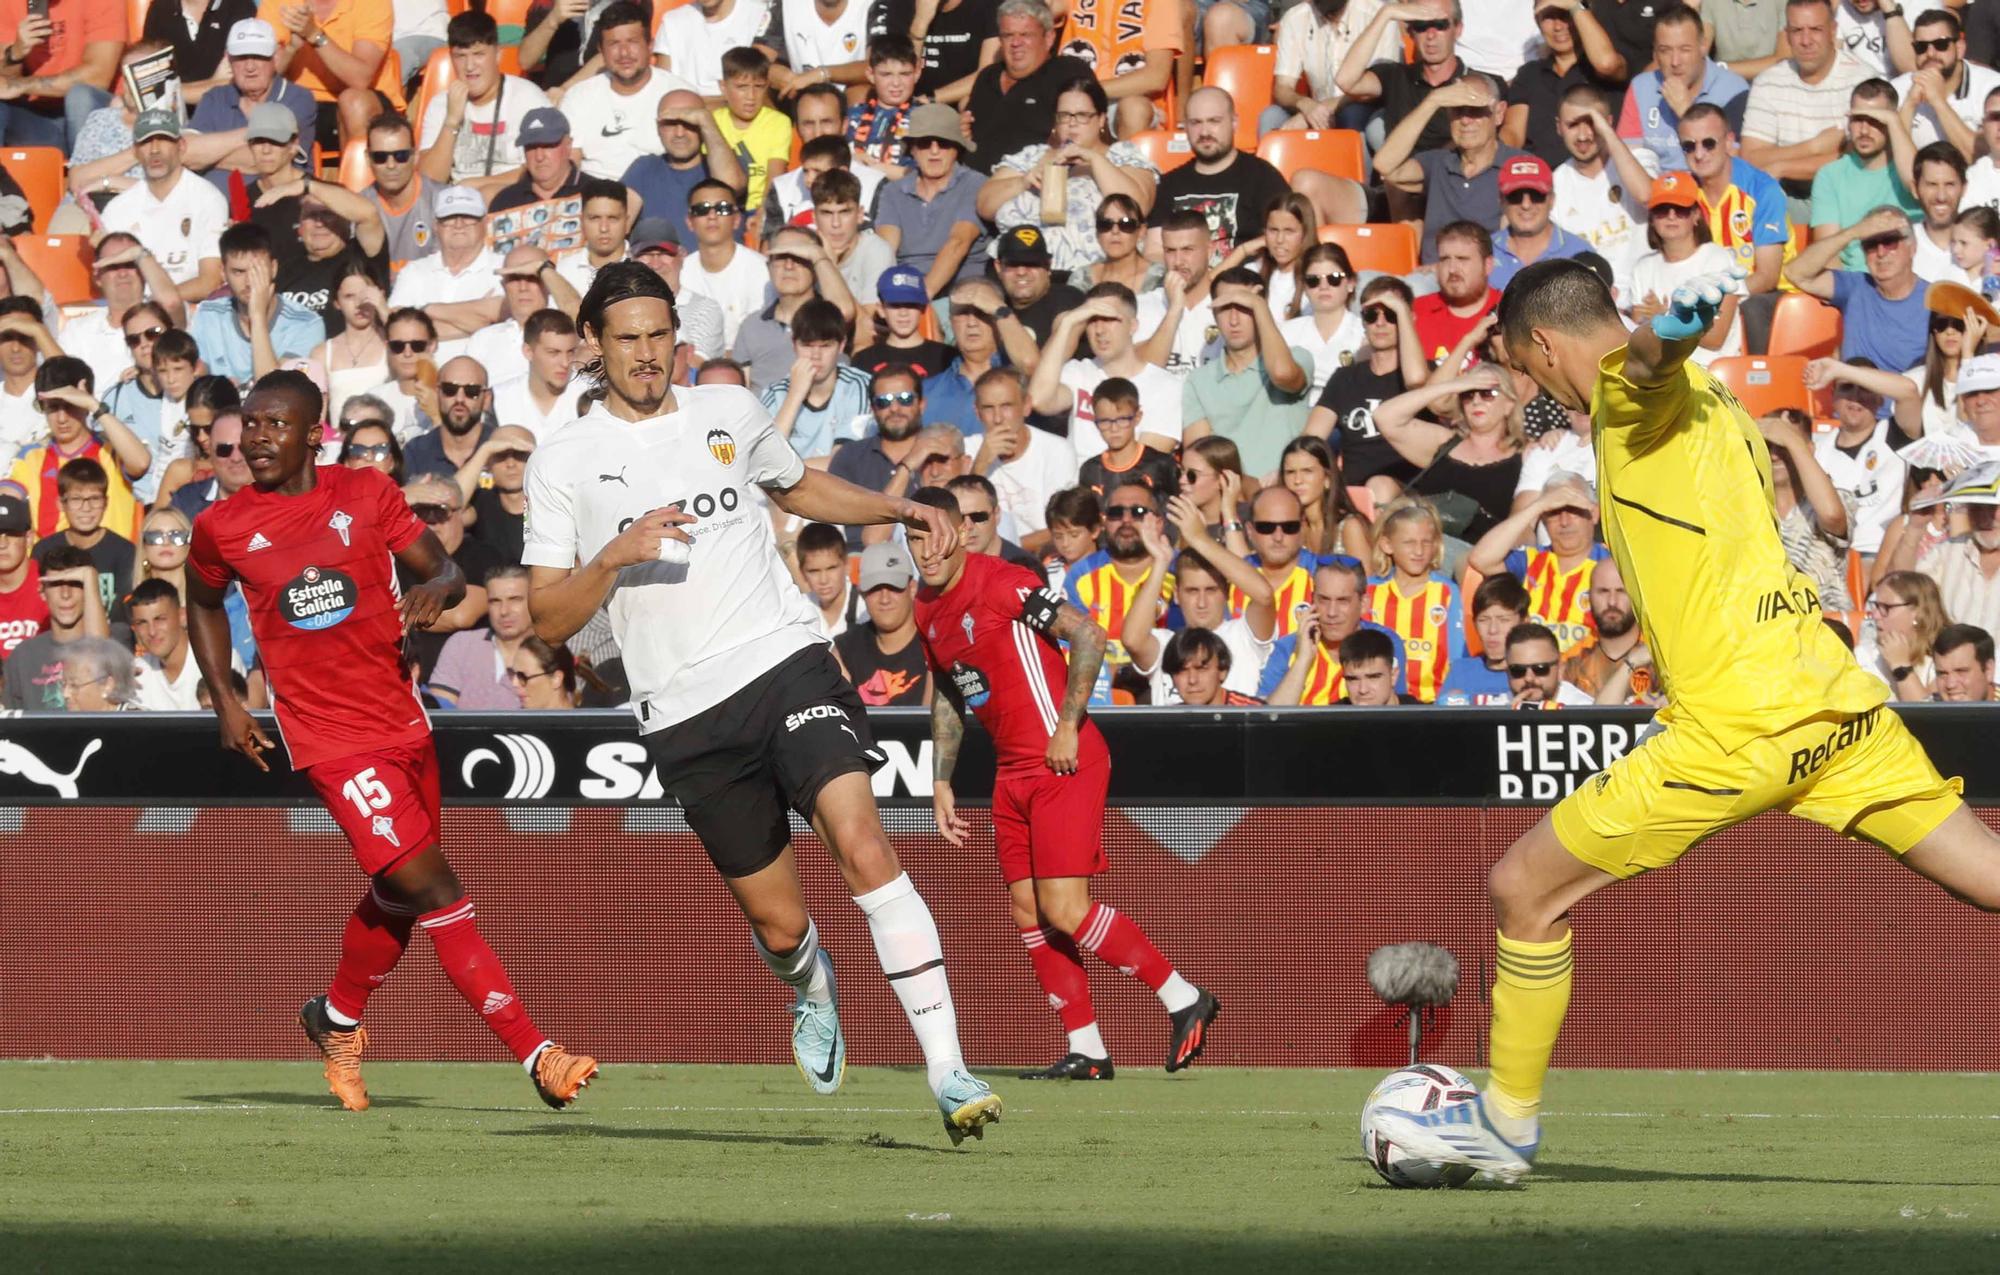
[
  {"xmin": 305, "ymin": 740, "xmax": 443, "ymax": 875},
  {"xmin": 989, "ymin": 757, "xmax": 1110, "ymax": 884}
]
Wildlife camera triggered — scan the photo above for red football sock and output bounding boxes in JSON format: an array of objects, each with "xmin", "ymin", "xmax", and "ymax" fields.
[
  {"xmin": 1020, "ymin": 925, "xmax": 1097, "ymax": 1032},
  {"xmin": 1075, "ymin": 902, "xmax": 1173, "ymax": 991},
  {"xmin": 326, "ymin": 888, "xmax": 415, "ymax": 1022},
  {"xmin": 418, "ymin": 899, "xmax": 548, "ymax": 1064}
]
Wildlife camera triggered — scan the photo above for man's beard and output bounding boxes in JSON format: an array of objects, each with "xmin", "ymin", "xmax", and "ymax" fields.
[
  {"xmin": 1109, "ymin": 529, "xmax": 1149, "ymax": 562},
  {"xmin": 1596, "ymin": 606, "xmax": 1634, "ymax": 638},
  {"xmin": 442, "ymin": 410, "xmax": 481, "ymax": 436},
  {"xmin": 879, "ymin": 414, "xmax": 920, "ymax": 441}
]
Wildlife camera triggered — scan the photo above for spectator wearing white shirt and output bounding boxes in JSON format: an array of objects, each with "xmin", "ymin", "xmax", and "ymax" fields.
[
  {"xmin": 654, "ymin": 0, "xmax": 774, "ymax": 97},
  {"xmin": 1805, "ymin": 355, "xmax": 1914, "ymax": 558},
  {"xmin": 417, "ymin": 11, "xmax": 554, "ymax": 198},
  {"xmin": 559, "ymin": 2, "xmax": 697, "ymax": 180},
  {"xmin": 1911, "ymin": 141, "xmax": 1973, "ymax": 281},
  {"xmin": 1550, "ymin": 83, "xmax": 1659, "ymax": 303},
  {"xmin": 679, "ymin": 177, "xmax": 772, "ymax": 347},
  {"xmin": 1121, "ymin": 514, "xmax": 1277, "ymax": 700},
  {"xmin": 761, "ymin": 87, "xmax": 887, "ymax": 238},
  {"xmin": 1279, "ymin": 242, "xmax": 1366, "ymax": 398},
  {"xmin": 810, "ymin": 169, "xmax": 895, "ymax": 331},
  {"xmin": 1835, "ymin": 0, "xmax": 1905, "ymax": 77},
  {"xmin": 757, "ymin": 0, "xmax": 873, "ymax": 97},
  {"xmin": 1027, "ymin": 282, "xmax": 1185, "ymax": 456},
  {"xmin": 626, "ymin": 219, "xmax": 728, "ymax": 368},
  {"xmin": 1959, "ymin": 85, "xmax": 2000, "ymax": 211},
  {"xmin": 970, "ymin": 365, "xmax": 1077, "ymax": 555},
  {"xmin": 58, "ymin": 234, "xmax": 187, "ymax": 389},
  {"xmin": 556, "ymin": 177, "xmax": 637, "ymax": 298},
  {"xmin": 130, "ymin": 577, "xmax": 242, "ymax": 710},
  {"xmin": 1263, "ymin": 0, "xmax": 1402, "ymax": 136},
  {"xmin": 489, "ymin": 308, "xmax": 584, "ymax": 442},
  {"xmin": 99, "ymin": 109, "xmax": 229, "ymax": 304},
  {"xmin": 1892, "ymin": 9, "xmax": 1997, "ymax": 155},
  {"xmin": 391, "ymin": 0, "xmax": 450, "ymax": 87},
  {"xmin": 450, "ymin": 243, "xmax": 581, "ymax": 381},
  {"xmin": 387, "ymin": 185, "xmax": 504, "ymax": 322}
]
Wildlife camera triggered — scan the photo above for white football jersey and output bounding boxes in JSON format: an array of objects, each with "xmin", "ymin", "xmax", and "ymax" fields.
[
  {"xmin": 521, "ymin": 384, "xmax": 824, "ymax": 730},
  {"xmin": 1813, "ymin": 419, "xmax": 1906, "ymax": 557}
]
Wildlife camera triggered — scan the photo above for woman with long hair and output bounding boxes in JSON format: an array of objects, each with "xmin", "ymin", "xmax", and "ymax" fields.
[
  {"xmin": 1365, "ymin": 498, "xmax": 1464, "ymax": 702},
  {"xmin": 1368, "ymin": 362, "xmax": 1527, "ymax": 542},
  {"xmin": 340, "ymin": 421, "xmax": 405, "ymax": 485},
  {"xmin": 1305, "ymin": 276, "xmax": 1428, "ymax": 506},
  {"xmin": 1178, "ymin": 434, "xmax": 1252, "ymax": 553},
  {"xmin": 1758, "ymin": 409, "xmax": 1855, "ymax": 614},
  {"xmin": 1218, "ymin": 191, "xmax": 1316, "ymax": 318},
  {"xmin": 976, "ymin": 75, "xmax": 1160, "ymax": 272},
  {"xmin": 1906, "ymin": 308, "xmax": 1982, "ymax": 439},
  {"xmin": 1279, "ymin": 436, "xmax": 1370, "ymax": 559},
  {"xmin": 1873, "ymin": 465, "xmax": 1951, "ymax": 592},
  {"xmin": 1069, "ymin": 192, "xmax": 1162, "ymax": 293},
  {"xmin": 1858, "ymin": 569, "xmax": 1947, "ymax": 698},
  {"xmin": 151, "ymin": 374, "xmax": 239, "ymax": 511},
  {"xmin": 312, "ymin": 258, "xmax": 390, "ymax": 429},
  {"xmin": 1279, "ymin": 242, "xmax": 1364, "ymax": 398},
  {"xmin": 509, "ymin": 636, "xmax": 581, "ymax": 709},
  {"xmin": 134, "ymin": 505, "xmax": 193, "ymax": 598},
  {"xmin": 1628, "ymin": 183, "xmax": 1742, "ymax": 361}
]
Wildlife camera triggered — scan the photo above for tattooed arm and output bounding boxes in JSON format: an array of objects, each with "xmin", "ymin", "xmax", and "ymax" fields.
[
  {"xmin": 931, "ymin": 684, "xmax": 970, "ymax": 846},
  {"xmin": 1042, "ymin": 602, "xmax": 1108, "ymax": 776}
]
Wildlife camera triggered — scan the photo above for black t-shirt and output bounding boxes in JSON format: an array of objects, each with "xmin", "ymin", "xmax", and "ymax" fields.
[
  {"xmin": 1146, "ymin": 152, "xmax": 1292, "ymax": 260},
  {"xmin": 395, "ymin": 538, "xmax": 503, "ymax": 682},
  {"xmin": 281, "ymin": 242, "xmax": 392, "ymax": 337},
  {"xmin": 489, "ymin": 166, "xmax": 586, "ymax": 214},
  {"xmin": 469, "ymin": 486, "xmax": 526, "ymax": 567},
  {"xmin": 835, "ymin": 623, "xmax": 930, "ymax": 705},
  {"xmin": 1970, "ymin": 0, "xmax": 2000, "ymax": 66},
  {"xmin": 1367, "ymin": 57, "xmax": 1474, "ymax": 155},
  {"xmin": 144, "ymin": 0, "xmax": 259, "ymax": 85},
  {"xmin": 852, "ymin": 339, "xmax": 956, "ymax": 380},
  {"xmin": 869, "ymin": 0, "xmax": 998, "ymax": 100},
  {"xmin": 965, "ymin": 54, "xmax": 1096, "ymax": 172},
  {"xmin": 1014, "ymin": 281, "xmax": 1087, "ymax": 347},
  {"xmin": 1318, "ymin": 360, "xmax": 1418, "ymax": 485},
  {"xmin": 1586, "ymin": 0, "xmax": 1659, "ymax": 92},
  {"xmin": 34, "ymin": 531, "xmax": 136, "ymax": 624},
  {"xmin": 1079, "ymin": 447, "xmax": 1180, "ymax": 500},
  {"xmin": 1507, "ymin": 57, "xmax": 1622, "ymax": 164}
]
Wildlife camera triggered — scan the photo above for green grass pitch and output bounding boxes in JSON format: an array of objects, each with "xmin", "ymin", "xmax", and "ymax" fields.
[{"xmin": 4, "ymin": 1062, "xmax": 1998, "ymax": 1272}]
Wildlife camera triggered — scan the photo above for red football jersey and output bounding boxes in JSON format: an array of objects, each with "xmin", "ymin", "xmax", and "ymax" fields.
[
  {"xmin": 189, "ymin": 465, "xmax": 428, "ymax": 771},
  {"xmin": 915, "ymin": 551, "xmax": 1110, "ymax": 776},
  {"xmin": 0, "ymin": 563, "xmax": 49, "ymax": 656}
]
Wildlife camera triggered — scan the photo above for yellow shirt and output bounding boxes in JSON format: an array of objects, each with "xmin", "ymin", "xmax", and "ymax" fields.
[
  {"xmin": 712, "ymin": 106, "xmax": 794, "ymax": 211},
  {"xmin": 1592, "ymin": 348, "xmax": 1885, "ymax": 752}
]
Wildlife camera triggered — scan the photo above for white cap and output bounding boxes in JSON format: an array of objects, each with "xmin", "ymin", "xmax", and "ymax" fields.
[
  {"xmin": 433, "ymin": 185, "xmax": 487, "ymax": 220},
  {"xmin": 1957, "ymin": 352, "xmax": 2000, "ymax": 397},
  {"xmin": 226, "ymin": 19, "xmax": 279, "ymax": 58}
]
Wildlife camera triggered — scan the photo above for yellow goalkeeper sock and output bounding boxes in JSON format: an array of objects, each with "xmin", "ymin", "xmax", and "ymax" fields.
[{"xmin": 1487, "ymin": 929, "xmax": 1573, "ymax": 1123}]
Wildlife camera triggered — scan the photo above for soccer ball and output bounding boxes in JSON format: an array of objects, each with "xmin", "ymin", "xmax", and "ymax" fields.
[{"xmin": 1359, "ymin": 1064, "xmax": 1481, "ymax": 1188}]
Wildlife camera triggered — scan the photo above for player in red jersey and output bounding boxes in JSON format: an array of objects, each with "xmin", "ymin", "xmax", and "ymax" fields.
[
  {"xmin": 909, "ymin": 485, "xmax": 1220, "ymax": 1080},
  {"xmin": 185, "ymin": 371, "xmax": 597, "ymax": 1114}
]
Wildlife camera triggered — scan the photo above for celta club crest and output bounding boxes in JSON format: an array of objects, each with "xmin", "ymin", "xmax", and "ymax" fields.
[
  {"xmin": 962, "ymin": 613, "xmax": 976, "ymax": 643},
  {"xmin": 706, "ymin": 429, "xmax": 736, "ymax": 465},
  {"xmin": 329, "ymin": 510, "xmax": 353, "ymax": 546}
]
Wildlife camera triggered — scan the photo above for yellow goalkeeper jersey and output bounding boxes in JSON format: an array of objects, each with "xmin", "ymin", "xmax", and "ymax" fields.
[{"xmin": 1590, "ymin": 347, "xmax": 1886, "ymax": 753}]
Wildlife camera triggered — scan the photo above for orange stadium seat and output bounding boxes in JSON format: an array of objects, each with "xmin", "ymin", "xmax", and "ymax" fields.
[
  {"xmin": 3, "ymin": 147, "xmax": 63, "ymax": 233},
  {"xmin": 1127, "ymin": 128, "xmax": 1194, "ymax": 173},
  {"xmin": 14, "ymin": 235, "xmax": 93, "ymax": 306},
  {"xmin": 1708, "ymin": 355, "xmax": 1811, "ymax": 419},
  {"xmin": 1767, "ymin": 292, "xmax": 1843, "ymax": 361},
  {"xmin": 1202, "ymin": 44, "xmax": 1275, "ymax": 152},
  {"xmin": 338, "ymin": 139, "xmax": 376, "ymax": 191},
  {"xmin": 483, "ymin": 0, "xmax": 538, "ymax": 42},
  {"xmin": 129, "ymin": 0, "xmax": 148, "ymax": 41},
  {"xmin": 1318, "ymin": 223, "xmax": 1416, "ymax": 276},
  {"xmin": 1258, "ymin": 129, "xmax": 1364, "ymax": 183}
]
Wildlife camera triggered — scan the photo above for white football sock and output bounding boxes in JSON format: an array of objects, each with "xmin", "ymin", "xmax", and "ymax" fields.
[
  {"xmin": 853, "ymin": 872, "xmax": 963, "ymax": 1092},
  {"xmin": 324, "ymin": 1002, "xmax": 359, "ymax": 1028},
  {"xmin": 753, "ymin": 917, "xmax": 833, "ymax": 1006},
  {"xmin": 1068, "ymin": 1022, "xmax": 1108, "ymax": 1060},
  {"xmin": 1157, "ymin": 971, "xmax": 1200, "ymax": 1014}
]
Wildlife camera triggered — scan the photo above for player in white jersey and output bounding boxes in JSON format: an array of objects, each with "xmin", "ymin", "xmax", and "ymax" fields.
[{"xmin": 521, "ymin": 263, "xmax": 1003, "ymax": 1145}]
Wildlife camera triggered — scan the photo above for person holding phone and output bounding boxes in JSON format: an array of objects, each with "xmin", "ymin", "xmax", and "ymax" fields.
[{"xmin": 0, "ymin": 0, "xmax": 125, "ymax": 149}]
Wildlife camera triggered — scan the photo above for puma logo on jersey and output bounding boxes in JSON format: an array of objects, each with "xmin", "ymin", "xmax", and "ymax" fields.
[{"xmin": 600, "ymin": 468, "xmax": 628, "ymax": 486}]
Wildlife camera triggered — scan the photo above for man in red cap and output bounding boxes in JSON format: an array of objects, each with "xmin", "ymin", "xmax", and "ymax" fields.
[{"xmin": 1491, "ymin": 154, "xmax": 1595, "ymax": 288}]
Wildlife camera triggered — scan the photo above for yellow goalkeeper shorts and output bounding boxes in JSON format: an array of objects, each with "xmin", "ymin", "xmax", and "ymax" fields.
[{"xmin": 1550, "ymin": 705, "xmax": 1964, "ymax": 879}]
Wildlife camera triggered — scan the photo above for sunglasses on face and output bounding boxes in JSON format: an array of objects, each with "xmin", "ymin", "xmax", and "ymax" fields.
[
  {"xmin": 507, "ymin": 666, "xmax": 557, "ymax": 685},
  {"xmin": 491, "ymin": 448, "xmax": 532, "ymax": 463},
  {"xmin": 1252, "ymin": 519, "xmax": 1301, "ymax": 535},
  {"xmin": 1304, "ymin": 271, "xmax": 1349, "ymax": 288},
  {"xmin": 344, "ymin": 443, "xmax": 393, "ymax": 461},
  {"xmin": 1862, "ymin": 233, "xmax": 1908, "ymax": 253},
  {"xmin": 437, "ymin": 380, "xmax": 485, "ymax": 398},
  {"xmin": 1504, "ymin": 189, "xmax": 1549, "ymax": 205},
  {"xmin": 388, "ymin": 338, "xmax": 431, "ymax": 354},
  {"xmin": 872, "ymin": 390, "xmax": 918, "ymax": 408},
  {"xmin": 1181, "ymin": 467, "xmax": 1210, "ymax": 482},
  {"xmin": 369, "ymin": 148, "xmax": 413, "ymax": 163},
  {"xmin": 1407, "ymin": 18, "xmax": 1452, "ymax": 32},
  {"xmin": 1912, "ymin": 36, "xmax": 1956, "ymax": 53},
  {"xmin": 1096, "ymin": 215, "xmax": 1142, "ymax": 233},
  {"xmin": 690, "ymin": 200, "xmax": 738, "ymax": 218},
  {"xmin": 909, "ymin": 137, "xmax": 955, "ymax": 152},
  {"xmin": 1104, "ymin": 504, "xmax": 1153, "ymax": 521},
  {"xmin": 1461, "ymin": 386, "xmax": 1502, "ymax": 400},
  {"xmin": 962, "ymin": 509, "xmax": 993, "ymax": 523},
  {"xmin": 1933, "ymin": 316, "xmax": 1967, "ymax": 333},
  {"xmin": 1652, "ymin": 204, "xmax": 1696, "ymax": 218},
  {"xmin": 409, "ymin": 502, "xmax": 456, "ymax": 524},
  {"xmin": 123, "ymin": 326, "xmax": 166, "ymax": 347},
  {"xmin": 1361, "ymin": 304, "xmax": 1396, "ymax": 324},
  {"xmin": 1508, "ymin": 661, "xmax": 1556, "ymax": 677},
  {"xmin": 142, "ymin": 528, "xmax": 191, "ymax": 546},
  {"xmin": 1678, "ymin": 135, "xmax": 1722, "ymax": 155},
  {"xmin": 213, "ymin": 442, "xmax": 237, "ymax": 458}
]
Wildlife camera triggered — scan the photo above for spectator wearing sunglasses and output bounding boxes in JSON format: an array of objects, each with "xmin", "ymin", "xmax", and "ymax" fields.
[
  {"xmin": 453, "ymin": 425, "xmax": 535, "ymax": 566},
  {"xmin": 428, "ymin": 563, "xmax": 536, "ymax": 710},
  {"xmin": 1893, "ymin": 11, "xmax": 2000, "ymax": 153},
  {"xmin": 403, "ymin": 355, "xmax": 494, "ymax": 481},
  {"xmin": 1377, "ymin": 70, "xmax": 1526, "ymax": 264},
  {"xmin": 356, "ymin": 112, "xmax": 440, "ymax": 264},
  {"xmin": 1227, "ymin": 485, "xmax": 1324, "ymax": 639},
  {"xmin": 828, "ymin": 364, "xmax": 931, "ymax": 549},
  {"xmin": 1335, "ymin": 0, "xmax": 1473, "ymax": 161},
  {"xmin": 133, "ymin": 505, "xmax": 194, "ymax": 600},
  {"xmin": 875, "ymin": 103, "xmax": 988, "ymax": 299},
  {"xmin": 947, "ymin": 472, "xmax": 1045, "ymax": 572},
  {"xmin": 170, "ymin": 405, "xmax": 252, "ymax": 523},
  {"xmin": 1787, "ymin": 203, "xmax": 1933, "ymax": 375},
  {"xmin": 59, "ymin": 235, "xmax": 186, "ymax": 387},
  {"xmin": 1489, "ymin": 156, "xmax": 1596, "ymax": 288},
  {"xmin": 337, "ymin": 418, "xmax": 403, "ymax": 485},
  {"xmin": 361, "ymin": 308, "xmax": 441, "ymax": 442},
  {"xmin": 1613, "ymin": 5, "xmax": 1748, "ymax": 173},
  {"xmin": 102, "ymin": 311, "xmax": 192, "ymax": 505},
  {"xmin": 151, "ymin": 374, "xmax": 236, "ymax": 512},
  {"xmin": 1063, "ymin": 480, "xmax": 1172, "ymax": 676},
  {"xmin": 681, "ymin": 177, "xmax": 771, "ymax": 350},
  {"xmin": 1504, "ymin": 622, "xmax": 1596, "ymax": 707}
]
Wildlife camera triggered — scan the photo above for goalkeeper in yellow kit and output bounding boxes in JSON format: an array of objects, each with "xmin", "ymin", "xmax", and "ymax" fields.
[{"xmin": 1371, "ymin": 258, "xmax": 2000, "ymax": 1182}]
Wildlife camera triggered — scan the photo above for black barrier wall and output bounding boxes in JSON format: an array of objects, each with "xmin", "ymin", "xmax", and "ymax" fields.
[{"xmin": 0, "ymin": 706, "xmax": 1995, "ymax": 807}]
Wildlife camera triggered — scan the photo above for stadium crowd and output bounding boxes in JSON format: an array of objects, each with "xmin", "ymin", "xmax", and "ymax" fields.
[{"xmin": 2, "ymin": 0, "xmax": 2000, "ymax": 713}]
